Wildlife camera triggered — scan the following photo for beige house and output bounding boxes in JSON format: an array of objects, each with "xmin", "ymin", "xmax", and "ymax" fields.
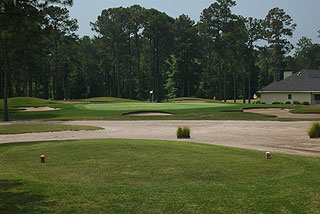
[{"xmin": 259, "ymin": 69, "xmax": 320, "ymax": 105}]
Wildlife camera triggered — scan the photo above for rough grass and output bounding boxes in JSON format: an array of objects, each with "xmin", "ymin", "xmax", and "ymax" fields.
[
  {"xmin": 0, "ymin": 123, "xmax": 103, "ymax": 135},
  {"xmin": 308, "ymin": 122, "xmax": 320, "ymax": 138},
  {"xmin": 291, "ymin": 105, "xmax": 320, "ymax": 114},
  {"xmin": 1, "ymin": 139, "xmax": 320, "ymax": 213},
  {"xmin": 176, "ymin": 126, "xmax": 191, "ymax": 138}
]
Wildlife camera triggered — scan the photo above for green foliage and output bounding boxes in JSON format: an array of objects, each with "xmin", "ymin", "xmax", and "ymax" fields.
[
  {"xmin": 285, "ymin": 101, "xmax": 291, "ymax": 104},
  {"xmin": 308, "ymin": 122, "xmax": 320, "ymax": 138},
  {"xmin": 1, "ymin": 2, "xmax": 319, "ymax": 114},
  {"xmin": 272, "ymin": 102, "xmax": 283, "ymax": 104},
  {"xmin": 293, "ymin": 101, "xmax": 301, "ymax": 104},
  {"xmin": 176, "ymin": 126, "xmax": 191, "ymax": 138},
  {"xmin": 302, "ymin": 101, "xmax": 310, "ymax": 105}
]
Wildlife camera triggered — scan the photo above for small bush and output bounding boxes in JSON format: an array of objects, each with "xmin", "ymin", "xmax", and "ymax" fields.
[
  {"xmin": 293, "ymin": 101, "xmax": 300, "ymax": 105},
  {"xmin": 302, "ymin": 101, "xmax": 310, "ymax": 105},
  {"xmin": 308, "ymin": 122, "xmax": 320, "ymax": 138},
  {"xmin": 272, "ymin": 102, "xmax": 283, "ymax": 104},
  {"xmin": 176, "ymin": 126, "xmax": 190, "ymax": 138},
  {"xmin": 285, "ymin": 101, "xmax": 291, "ymax": 104},
  {"xmin": 254, "ymin": 100, "xmax": 261, "ymax": 104}
]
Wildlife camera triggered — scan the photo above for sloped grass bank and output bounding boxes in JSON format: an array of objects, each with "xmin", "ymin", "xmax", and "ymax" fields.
[
  {"xmin": 1, "ymin": 139, "xmax": 320, "ymax": 213},
  {"xmin": 0, "ymin": 123, "xmax": 103, "ymax": 135}
]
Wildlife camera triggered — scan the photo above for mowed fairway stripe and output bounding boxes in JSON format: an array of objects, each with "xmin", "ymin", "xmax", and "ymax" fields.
[{"xmin": 75, "ymin": 102, "xmax": 233, "ymax": 111}]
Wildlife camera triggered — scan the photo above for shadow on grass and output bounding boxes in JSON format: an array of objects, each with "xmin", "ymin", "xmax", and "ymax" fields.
[{"xmin": 0, "ymin": 179, "xmax": 54, "ymax": 213}]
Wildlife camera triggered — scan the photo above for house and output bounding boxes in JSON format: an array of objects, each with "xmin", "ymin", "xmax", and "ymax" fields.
[{"xmin": 259, "ymin": 69, "xmax": 320, "ymax": 105}]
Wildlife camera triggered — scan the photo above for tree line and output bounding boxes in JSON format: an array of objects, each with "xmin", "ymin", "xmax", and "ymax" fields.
[{"xmin": 1, "ymin": 0, "xmax": 320, "ymax": 119}]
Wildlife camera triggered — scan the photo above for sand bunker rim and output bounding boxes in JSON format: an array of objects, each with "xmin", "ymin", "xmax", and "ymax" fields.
[{"xmin": 123, "ymin": 111, "xmax": 174, "ymax": 116}]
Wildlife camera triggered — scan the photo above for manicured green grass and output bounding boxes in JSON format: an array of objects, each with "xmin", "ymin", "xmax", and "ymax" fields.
[
  {"xmin": 1, "ymin": 97, "xmax": 319, "ymax": 121},
  {"xmin": 78, "ymin": 97, "xmax": 138, "ymax": 103},
  {"xmin": 75, "ymin": 102, "xmax": 232, "ymax": 111},
  {"xmin": 0, "ymin": 123, "xmax": 103, "ymax": 134},
  {"xmin": 1, "ymin": 139, "xmax": 320, "ymax": 213}
]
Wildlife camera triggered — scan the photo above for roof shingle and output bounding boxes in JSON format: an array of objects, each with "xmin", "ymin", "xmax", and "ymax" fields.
[{"xmin": 260, "ymin": 69, "xmax": 320, "ymax": 92}]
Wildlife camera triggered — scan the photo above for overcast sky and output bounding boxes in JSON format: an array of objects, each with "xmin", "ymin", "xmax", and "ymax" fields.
[{"xmin": 68, "ymin": 0, "xmax": 320, "ymax": 46}]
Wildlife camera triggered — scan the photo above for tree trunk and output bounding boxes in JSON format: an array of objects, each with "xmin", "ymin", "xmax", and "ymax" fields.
[
  {"xmin": 28, "ymin": 65, "xmax": 32, "ymax": 97},
  {"xmin": 135, "ymin": 32, "xmax": 142, "ymax": 100},
  {"xmin": 116, "ymin": 40, "xmax": 121, "ymax": 98},
  {"xmin": 242, "ymin": 66, "xmax": 246, "ymax": 104},
  {"xmin": 233, "ymin": 72, "xmax": 236, "ymax": 103},
  {"xmin": 218, "ymin": 43, "xmax": 222, "ymax": 101},
  {"xmin": 17, "ymin": 69, "xmax": 21, "ymax": 96},
  {"xmin": 0, "ymin": 68, "xmax": 3, "ymax": 99},
  {"xmin": 3, "ymin": 44, "xmax": 9, "ymax": 121},
  {"xmin": 248, "ymin": 54, "xmax": 252, "ymax": 104},
  {"xmin": 223, "ymin": 44, "xmax": 227, "ymax": 102},
  {"xmin": 54, "ymin": 38, "xmax": 59, "ymax": 99},
  {"xmin": 112, "ymin": 46, "xmax": 116, "ymax": 97},
  {"xmin": 148, "ymin": 39, "xmax": 153, "ymax": 101},
  {"xmin": 155, "ymin": 39, "xmax": 160, "ymax": 102},
  {"xmin": 128, "ymin": 37, "xmax": 132, "ymax": 99}
]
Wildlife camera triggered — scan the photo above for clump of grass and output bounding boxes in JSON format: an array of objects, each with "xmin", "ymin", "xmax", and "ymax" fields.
[
  {"xmin": 308, "ymin": 122, "xmax": 320, "ymax": 138},
  {"xmin": 176, "ymin": 126, "xmax": 191, "ymax": 138}
]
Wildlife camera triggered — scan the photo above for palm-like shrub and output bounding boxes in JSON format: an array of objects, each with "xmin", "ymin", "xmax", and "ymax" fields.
[
  {"xmin": 308, "ymin": 122, "xmax": 320, "ymax": 138},
  {"xmin": 176, "ymin": 126, "xmax": 190, "ymax": 138}
]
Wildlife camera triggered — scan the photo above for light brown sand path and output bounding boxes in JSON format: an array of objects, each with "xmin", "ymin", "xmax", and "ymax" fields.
[{"xmin": 0, "ymin": 120, "xmax": 320, "ymax": 157}]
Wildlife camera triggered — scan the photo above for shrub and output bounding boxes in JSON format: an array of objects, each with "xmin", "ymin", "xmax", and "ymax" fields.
[
  {"xmin": 272, "ymin": 102, "xmax": 283, "ymax": 104},
  {"xmin": 176, "ymin": 126, "xmax": 190, "ymax": 138},
  {"xmin": 253, "ymin": 100, "xmax": 261, "ymax": 104},
  {"xmin": 285, "ymin": 101, "xmax": 291, "ymax": 104},
  {"xmin": 293, "ymin": 101, "xmax": 300, "ymax": 105},
  {"xmin": 308, "ymin": 122, "xmax": 320, "ymax": 138},
  {"xmin": 302, "ymin": 101, "xmax": 310, "ymax": 105}
]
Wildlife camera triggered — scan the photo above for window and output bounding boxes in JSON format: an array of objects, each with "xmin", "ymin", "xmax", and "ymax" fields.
[
  {"xmin": 288, "ymin": 94, "xmax": 292, "ymax": 100},
  {"xmin": 315, "ymin": 95, "xmax": 320, "ymax": 100}
]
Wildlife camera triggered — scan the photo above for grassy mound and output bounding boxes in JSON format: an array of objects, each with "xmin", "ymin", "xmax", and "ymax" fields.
[
  {"xmin": 170, "ymin": 97, "xmax": 212, "ymax": 102},
  {"xmin": 0, "ymin": 97, "xmax": 56, "ymax": 110},
  {"xmin": 78, "ymin": 97, "xmax": 137, "ymax": 103},
  {"xmin": 1, "ymin": 139, "xmax": 320, "ymax": 213},
  {"xmin": 0, "ymin": 123, "xmax": 103, "ymax": 135}
]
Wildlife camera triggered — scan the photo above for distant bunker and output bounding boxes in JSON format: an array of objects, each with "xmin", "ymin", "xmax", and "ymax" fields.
[
  {"xmin": 123, "ymin": 111, "xmax": 174, "ymax": 116},
  {"xmin": 18, "ymin": 107, "xmax": 61, "ymax": 112}
]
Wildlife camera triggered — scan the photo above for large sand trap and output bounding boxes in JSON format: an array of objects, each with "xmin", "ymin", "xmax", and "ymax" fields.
[
  {"xmin": 18, "ymin": 107, "xmax": 61, "ymax": 112},
  {"xmin": 1, "ymin": 120, "xmax": 320, "ymax": 157},
  {"xmin": 244, "ymin": 108, "xmax": 320, "ymax": 119}
]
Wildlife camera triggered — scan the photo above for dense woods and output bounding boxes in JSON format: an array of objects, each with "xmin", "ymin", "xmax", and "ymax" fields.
[{"xmin": 1, "ymin": 1, "xmax": 320, "ymax": 111}]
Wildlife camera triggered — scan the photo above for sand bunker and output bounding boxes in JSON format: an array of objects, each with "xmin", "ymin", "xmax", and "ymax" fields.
[
  {"xmin": 125, "ymin": 111, "xmax": 173, "ymax": 116},
  {"xmin": 18, "ymin": 107, "xmax": 61, "ymax": 112},
  {"xmin": 244, "ymin": 108, "xmax": 320, "ymax": 119}
]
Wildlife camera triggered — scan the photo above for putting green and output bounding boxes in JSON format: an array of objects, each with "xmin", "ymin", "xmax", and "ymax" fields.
[{"xmin": 74, "ymin": 102, "xmax": 233, "ymax": 111}]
